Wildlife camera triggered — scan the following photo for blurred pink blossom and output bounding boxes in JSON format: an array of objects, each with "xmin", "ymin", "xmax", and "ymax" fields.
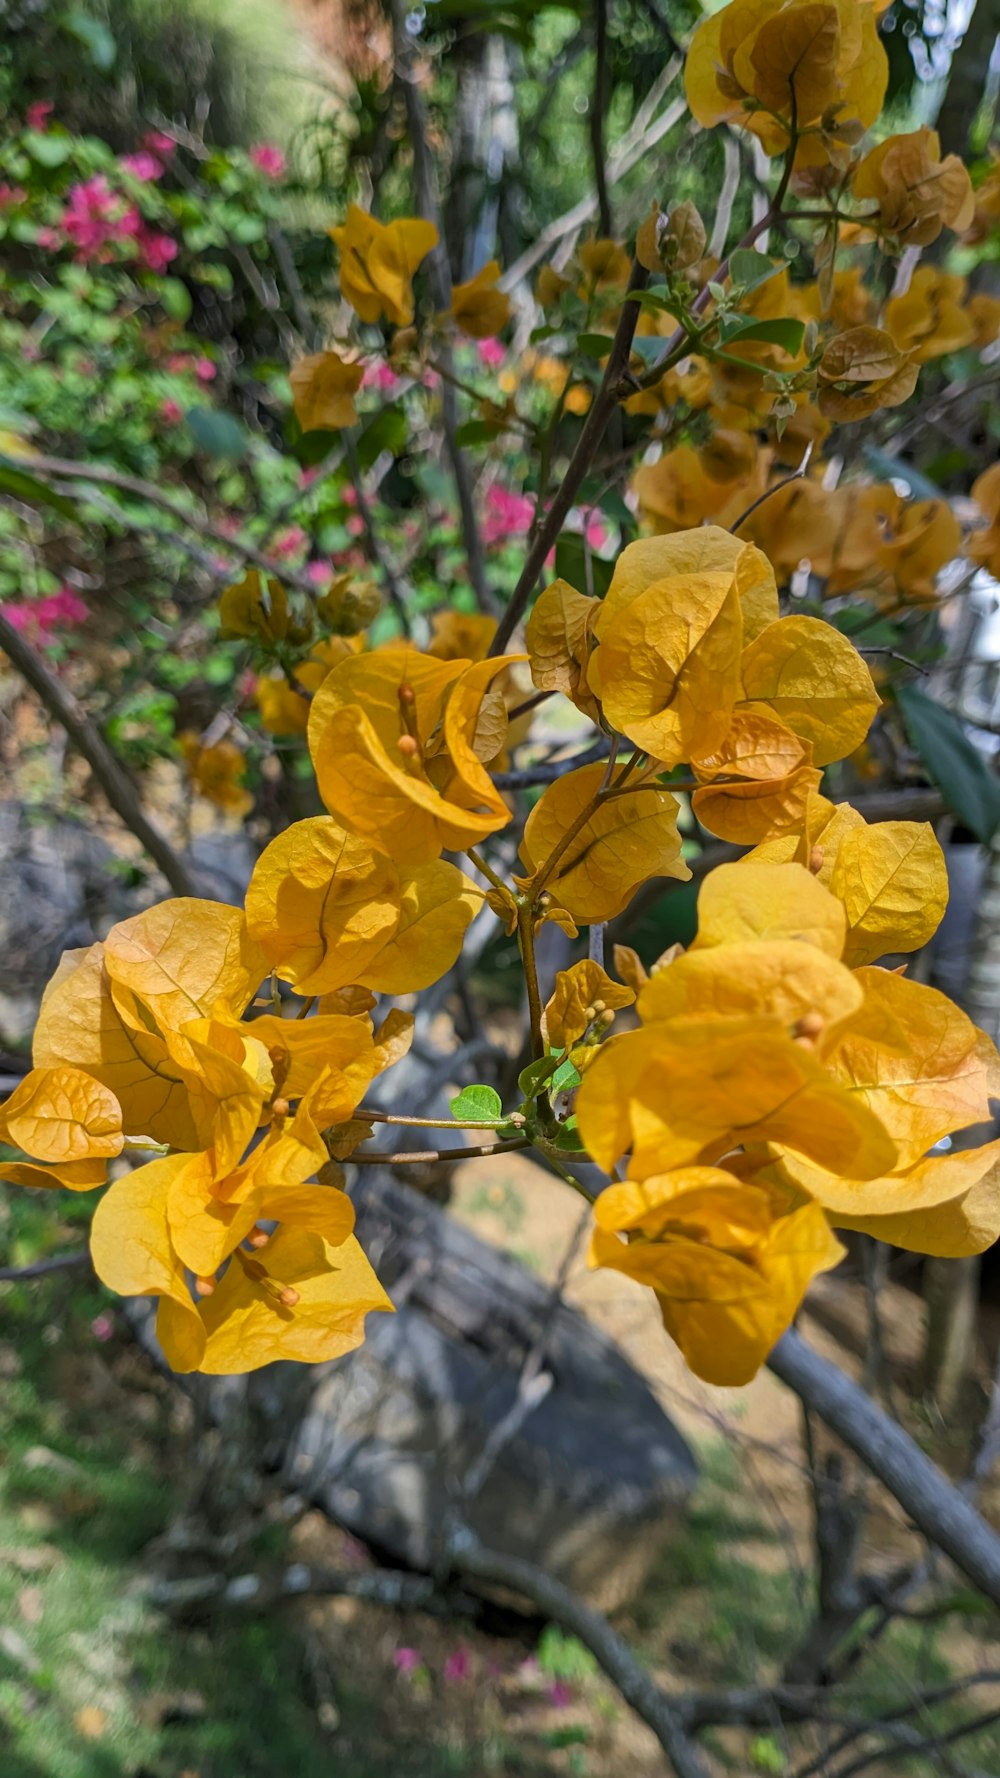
[
  {"xmin": 138, "ymin": 228, "xmax": 177, "ymax": 272},
  {"xmin": 90, "ymin": 1314, "xmax": 114, "ymax": 1342},
  {"xmin": 443, "ymin": 1647, "xmax": 473, "ymax": 1684},
  {"xmin": 483, "ymin": 484, "xmax": 534, "ymax": 546},
  {"xmin": 306, "ymin": 559, "xmax": 335, "ymax": 586},
  {"xmin": 120, "ymin": 151, "xmax": 164, "ymax": 183},
  {"xmin": 195, "ymin": 358, "xmax": 216, "ymax": 382},
  {"xmin": 144, "ymin": 131, "xmax": 176, "ymax": 158},
  {"xmin": 26, "ymin": 101, "xmax": 54, "ymax": 130},
  {"xmin": 299, "ymin": 466, "xmax": 319, "ymax": 489},
  {"xmin": 271, "ymin": 525, "xmax": 308, "ymax": 561},
  {"xmin": 548, "ymin": 1681, "xmax": 574, "ymax": 1708},
  {"xmin": 583, "ymin": 509, "xmax": 609, "ymax": 550},
  {"xmin": 346, "ymin": 514, "xmax": 365, "ymax": 538},
  {"xmin": 0, "ymin": 185, "xmax": 26, "ymax": 209},
  {"xmin": 361, "ymin": 361, "xmax": 399, "ymax": 394},
  {"xmin": 477, "ymin": 338, "xmax": 506, "ymax": 370},
  {"xmin": 160, "ymin": 398, "xmax": 183, "ymax": 424},
  {"xmin": 239, "ymin": 669, "xmax": 259, "ymax": 697},
  {"xmin": 37, "ymin": 587, "xmax": 88, "ymax": 628},
  {"xmin": 392, "ymin": 1647, "xmax": 423, "ymax": 1674},
  {"xmin": 251, "ymin": 144, "xmax": 286, "ymax": 179}
]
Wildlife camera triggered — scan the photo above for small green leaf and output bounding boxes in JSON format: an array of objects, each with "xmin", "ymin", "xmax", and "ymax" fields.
[
  {"xmin": 897, "ymin": 685, "xmax": 1000, "ymax": 844},
  {"xmin": 62, "ymin": 7, "xmax": 117, "ymax": 69},
  {"xmin": 720, "ymin": 316, "xmax": 804, "ymax": 354},
  {"xmin": 455, "ymin": 418, "xmax": 501, "ymax": 446},
  {"xmin": 185, "ymin": 406, "xmax": 248, "ymax": 459},
  {"xmin": 518, "ymin": 1054, "xmax": 560, "ymax": 1098},
  {"xmin": 577, "ymin": 333, "xmax": 615, "ymax": 358},
  {"xmin": 160, "ymin": 278, "xmax": 192, "ymax": 322},
  {"xmin": 450, "ymin": 1084, "xmax": 504, "ymax": 1122},
  {"xmin": 551, "ymin": 1057, "xmax": 582, "ymax": 1093},
  {"xmin": 23, "ymin": 130, "xmax": 72, "ymax": 168},
  {"xmin": 0, "ymin": 463, "xmax": 79, "ymax": 520},
  {"xmin": 728, "ymin": 248, "xmax": 784, "ymax": 294}
]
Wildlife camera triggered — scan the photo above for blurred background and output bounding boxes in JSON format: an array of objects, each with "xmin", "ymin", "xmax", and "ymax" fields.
[{"xmin": 3, "ymin": 1, "xmax": 1000, "ymax": 1774}]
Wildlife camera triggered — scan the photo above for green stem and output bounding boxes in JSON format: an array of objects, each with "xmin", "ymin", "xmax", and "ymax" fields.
[{"xmin": 517, "ymin": 898, "xmax": 546, "ymax": 1060}]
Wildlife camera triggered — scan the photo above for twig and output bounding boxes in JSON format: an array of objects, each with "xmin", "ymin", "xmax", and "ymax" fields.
[
  {"xmin": 0, "ymin": 1250, "xmax": 90, "ymax": 1283},
  {"xmin": 390, "ymin": 1, "xmax": 492, "ymax": 616},
  {"xmin": 446, "ymin": 1529, "xmax": 711, "ymax": 1778},
  {"xmin": 768, "ymin": 1329, "xmax": 1000, "ymax": 1609},
  {"xmin": 493, "ymin": 736, "xmax": 612, "ymax": 788},
  {"xmin": 489, "ymin": 259, "xmax": 649, "ymax": 654},
  {"xmin": 344, "ymin": 435, "xmax": 411, "ymax": 630},
  {"xmin": 4, "ymin": 454, "xmax": 323, "ymax": 598},
  {"xmin": 589, "ymin": 0, "xmax": 613, "ymax": 237},
  {"xmin": 351, "ymin": 1138, "xmax": 529, "ymax": 1165},
  {"xmin": 0, "ymin": 610, "xmax": 199, "ymax": 897},
  {"xmin": 731, "ymin": 444, "xmax": 813, "ymax": 533}
]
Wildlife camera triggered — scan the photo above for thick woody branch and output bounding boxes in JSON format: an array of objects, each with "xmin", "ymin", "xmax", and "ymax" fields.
[
  {"xmin": 768, "ymin": 1329, "xmax": 1000, "ymax": 1610},
  {"xmin": 0, "ymin": 610, "xmax": 199, "ymax": 898},
  {"xmin": 490, "ymin": 258, "xmax": 649, "ymax": 654}
]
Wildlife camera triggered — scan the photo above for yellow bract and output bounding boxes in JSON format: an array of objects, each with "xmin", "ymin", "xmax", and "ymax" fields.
[
  {"xmin": 738, "ymin": 614, "xmax": 880, "ymax": 765},
  {"xmin": 245, "ymin": 816, "xmax": 402, "ymax": 994},
  {"xmin": 692, "ymin": 711, "xmax": 821, "ymax": 844},
  {"xmin": 289, "ymin": 350, "xmax": 364, "ymax": 432},
  {"xmin": 542, "ymin": 960, "xmax": 635, "ymax": 1051},
  {"xmin": 519, "ymin": 762, "xmax": 690, "ymax": 923},
  {"xmin": 590, "ymin": 1170, "xmax": 844, "ymax": 1385},
  {"xmin": 449, "ymin": 260, "xmax": 511, "ymax": 339},
  {"xmin": 330, "ymin": 205, "xmax": 438, "ymax": 326},
  {"xmin": 852, "ymin": 127, "xmax": 975, "ymax": 247},
  {"xmin": 308, "ymin": 650, "xmax": 517, "ymax": 865},
  {"xmin": 0, "ymin": 1065, "xmax": 123, "ymax": 1166},
  {"xmin": 525, "ymin": 578, "xmax": 601, "ymax": 724}
]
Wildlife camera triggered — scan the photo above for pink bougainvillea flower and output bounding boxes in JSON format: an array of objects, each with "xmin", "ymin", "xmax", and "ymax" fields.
[
  {"xmin": 144, "ymin": 131, "xmax": 176, "ymax": 158},
  {"xmin": 195, "ymin": 357, "xmax": 216, "ymax": 382},
  {"xmin": 0, "ymin": 185, "xmax": 26, "ymax": 209},
  {"xmin": 160, "ymin": 398, "xmax": 184, "ymax": 425},
  {"xmin": 250, "ymin": 143, "xmax": 286, "ymax": 178},
  {"xmin": 120, "ymin": 151, "xmax": 164, "ymax": 182},
  {"xmin": 482, "ymin": 484, "xmax": 535, "ymax": 545},
  {"xmin": 392, "ymin": 1647, "xmax": 423, "ymax": 1673},
  {"xmin": 443, "ymin": 1647, "xmax": 473, "ymax": 1684},
  {"xmin": 548, "ymin": 1681, "xmax": 574, "ymax": 1708},
  {"xmin": 139, "ymin": 229, "xmax": 178, "ymax": 272},
  {"xmin": 306, "ymin": 558, "xmax": 335, "ymax": 586},
  {"xmin": 477, "ymin": 337, "xmax": 506, "ymax": 370},
  {"xmin": 26, "ymin": 101, "xmax": 54, "ymax": 130},
  {"xmin": 36, "ymin": 586, "xmax": 88, "ymax": 628},
  {"xmin": 90, "ymin": 1313, "xmax": 114, "ymax": 1342},
  {"xmin": 361, "ymin": 361, "xmax": 399, "ymax": 394}
]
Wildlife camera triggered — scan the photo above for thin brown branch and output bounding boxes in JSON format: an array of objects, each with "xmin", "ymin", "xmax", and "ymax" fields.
[
  {"xmin": 0, "ymin": 610, "xmax": 199, "ymax": 897},
  {"xmin": 0, "ymin": 1250, "xmax": 90, "ymax": 1283},
  {"xmin": 489, "ymin": 258, "xmax": 649, "ymax": 654},
  {"xmin": 589, "ymin": 0, "xmax": 613, "ymax": 237},
  {"xmin": 351, "ymin": 1138, "xmax": 529, "ymax": 1165}
]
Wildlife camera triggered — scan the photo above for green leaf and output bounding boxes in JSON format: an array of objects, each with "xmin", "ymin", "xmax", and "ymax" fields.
[
  {"xmin": 554, "ymin": 532, "xmax": 613, "ymax": 598},
  {"xmin": 728, "ymin": 249, "xmax": 784, "ymax": 294},
  {"xmin": 62, "ymin": 8, "xmax": 117, "ymax": 69},
  {"xmin": 551, "ymin": 1057, "xmax": 582, "ymax": 1093},
  {"xmin": 160, "ymin": 278, "xmax": 192, "ymax": 322},
  {"xmin": 454, "ymin": 418, "xmax": 501, "ymax": 446},
  {"xmin": 185, "ymin": 406, "xmax": 249, "ymax": 459},
  {"xmin": 720, "ymin": 316, "xmax": 804, "ymax": 354},
  {"xmin": 577, "ymin": 333, "xmax": 615, "ymax": 358},
  {"xmin": 22, "ymin": 131, "xmax": 72, "ymax": 168},
  {"xmin": 450, "ymin": 1084, "xmax": 504, "ymax": 1122},
  {"xmin": 518, "ymin": 1054, "xmax": 560, "ymax": 1098},
  {"xmin": 356, "ymin": 403, "xmax": 408, "ymax": 468},
  {"xmin": 897, "ymin": 685, "xmax": 1000, "ymax": 844}
]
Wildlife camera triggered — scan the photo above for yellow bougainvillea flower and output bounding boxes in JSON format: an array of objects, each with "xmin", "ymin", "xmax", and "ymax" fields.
[
  {"xmin": 289, "ymin": 350, "xmax": 365, "ymax": 432},
  {"xmin": 0, "ymin": 1064, "xmax": 123, "ymax": 1187},
  {"xmin": 749, "ymin": 798, "xmax": 949, "ymax": 966},
  {"xmin": 426, "ymin": 609, "xmax": 497, "ymax": 662},
  {"xmin": 525, "ymin": 577, "xmax": 602, "ymax": 725},
  {"xmin": 90, "ymin": 1146, "xmax": 392, "ymax": 1375},
  {"xmin": 330, "ymin": 205, "xmax": 439, "ymax": 327},
  {"xmin": 970, "ymin": 463, "xmax": 1000, "ymax": 580},
  {"xmin": 518, "ymin": 761, "xmax": 690, "ymax": 923},
  {"xmin": 633, "ymin": 443, "xmax": 766, "ymax": 535},
  {"xmin": 577, "ymin": 1014, "xmax": 897, "ymax": 1180},
  {"xmin": 179, "ymin": 732, "xmax": 253, "ymax": 819},
  {"xmin": 255, "ymin": 673, "xmax": 310, "ymax": 735},
  {"xmin": 691, "ymin": 710, "xmax": 822, "ymax": 845},
  {"xmin": 589, "ymin": 1170, "xmax": 844, "ymax": 1385},
  {"xmin": 883, "ymin": 267, "xmax": 974, "ymax": 365},
  {"xmin": 542, "ymin": 959, "xmax": 635, "ymax": 1051},
  {"xmin": 637, "ymin": 937, "xmax": 863, "ymax": 1038},
  {"xmin": 738, "ymin": 476, "xmax": 840, "ymax": 585},
  {"xmin": 852, "ymin": 127, "xmax": 975, "ymax": 247},
  {"xmin": 101, "ymin": 899, "xmax": 266, "ymax": 1034},
  {"xmin": 737, "ymin": 613, "xmax": 880, "ymax": 766},
  {"xmin": 449, "ymin": 260, "xmax": 511, "ymax": 340},
  {"xmin": 817, "ymin": 326, "xmax": 918, "ymax": 421},
  {"xmin": 693, "ymin": 858, "xmax": 849, "ymax": 958},
  {"xmin": 586, "ymin": 528, "xmax": 778, "ymax": 768},
  {"xmin": 797, "ymin": 965, "xmax": 997, "ymax": 1173},
  {"xmin": 877, "ymin": 498, "xmax": 962, "ymax": 604},
  {"xmin": 685, "ymin": 0, "xmax": 887, "ymax": 161},
  {"xmin": 219, "ymin": 571, "xmax": 288, "ymax": 644},
  {"xmin": 245, "ymin": 816, "xmax": 403, "ymax": 994},
  {"xmin": 783, "ymin": 1138, "xmax": 1000, "ymax": 1259},
  {"xmin": 245, "ymin": 816, "xmax": 480, "ymax": 995},
  {"xmin": 308, "ymin": 650, "xmax": 518, "ymax": 865}
]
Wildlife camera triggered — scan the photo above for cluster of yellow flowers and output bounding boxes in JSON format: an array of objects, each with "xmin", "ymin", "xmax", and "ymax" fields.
[
  {"xmin": 6, "ymin": 0, "xmax": 1000, "ymax": 1388},
  {"xmin": 6, "ymin": 516, "xmax": 999, "ymax": 1383}
]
